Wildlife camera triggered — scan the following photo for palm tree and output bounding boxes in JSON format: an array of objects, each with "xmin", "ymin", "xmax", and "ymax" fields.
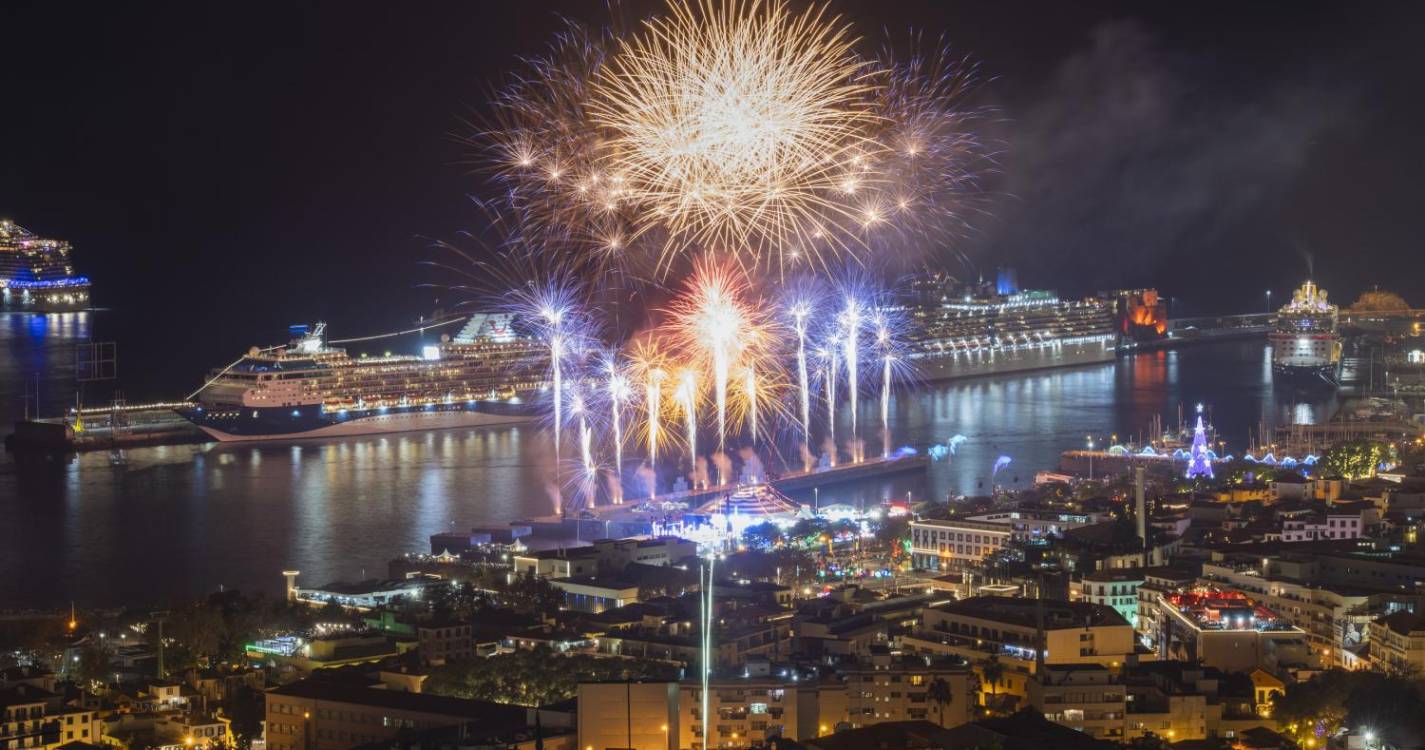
[
  {"xmin": 979, "ymin": 655, "xmax": 1005, "ymax": 714},
  {"xmin": 927, "ymin": 677, "xmax": 953, "ymax": 727}
]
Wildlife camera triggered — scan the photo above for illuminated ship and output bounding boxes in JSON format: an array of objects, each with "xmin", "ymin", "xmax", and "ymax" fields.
[
  {"xmin": 1269, "ymin": 280, "xmax": 1342, "ymax": 386},
  {"xmin": 0, "ymin": 220, "xmax": 91, "ymax": 310},
  {"xmin": 178, "ymin": 315, "xmax": 545, "ymax": 441},
  {"xmin": 899, "ymin": 270, "xmax": 1119, "ymax": 382}
]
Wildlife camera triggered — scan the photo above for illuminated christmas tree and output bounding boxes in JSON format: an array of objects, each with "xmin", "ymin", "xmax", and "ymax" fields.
[{"xmin": 1186, "ymin": 406, "xmax": 1214, "ymax": 480}]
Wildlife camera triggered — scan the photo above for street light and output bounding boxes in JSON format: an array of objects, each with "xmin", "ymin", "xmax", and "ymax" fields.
[{"xmin": 1266, "ymin": 289, "xmax": 1272, "ymax": 313}]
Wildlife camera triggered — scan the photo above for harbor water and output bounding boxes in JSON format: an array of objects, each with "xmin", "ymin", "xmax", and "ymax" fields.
[{"xmin": 1, "ymin": 310, "xmax": 1337, "ymax": 606}]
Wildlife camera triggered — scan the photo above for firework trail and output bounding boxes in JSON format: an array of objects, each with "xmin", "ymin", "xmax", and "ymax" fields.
[
  {"xmin": 603, "ymin": 352, "xmax": 630, "ymax": 503},
  {"xmin": 677, "ymin": 368, "xmax": 699, "ymax": 487},
  {"xmin": 790, "ymin": 300, "xmax": 812, "ymax": 465},
  {"xmin": 841, "ymin": 298, "xmax": 861, "ymax": 460},
  {"xmin": 876, "ymin": 314, "xmax": 893, "ymax": 458},
  {"xmin": 822, "ymin": 337, "xmax": 838, "ymax": 467}
]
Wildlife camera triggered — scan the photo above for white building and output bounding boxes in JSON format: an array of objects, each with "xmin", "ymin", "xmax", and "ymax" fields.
[
  {"xmin": 1082, "ymin": 569, "xmax": 1145, "ymax": 628},
  {"xmin": 909, "ymin": 510, "xmax": 1107, "ymax": 570},
  {"xmin": 1281, "ymin": 512, "xmax": 1364, "ymax": 543}
]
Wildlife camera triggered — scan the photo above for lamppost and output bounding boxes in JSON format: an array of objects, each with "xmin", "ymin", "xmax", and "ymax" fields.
[
  {"xmin": 1266, "ymin": 289, "xmax": 1272, "ymax": 313},
  {"xmin": 1086, "ymin": 435, "xmax": 1095, "ymax": 480}
]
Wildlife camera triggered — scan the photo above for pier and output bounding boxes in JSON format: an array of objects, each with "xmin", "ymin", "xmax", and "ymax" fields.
[
  {"xmin": 5, "ymin": 402, "xmax": 204, "ymax": 452},
  {"xmin": 519, "ymin": 452, "xmax": 931, "ymax": 539}
]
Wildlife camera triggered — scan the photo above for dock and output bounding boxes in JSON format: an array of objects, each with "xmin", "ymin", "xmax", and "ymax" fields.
[
  {"xmin": 518, "ymin": 452, "xmax": 930, "ymax": 539},
  {"xmin": 6, "ymin": 402, "xmax": 206, "ymax": 452}
]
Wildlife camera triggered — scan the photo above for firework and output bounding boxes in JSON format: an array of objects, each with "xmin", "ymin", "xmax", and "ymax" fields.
[
  {"xmin": 874, "ymin": 313, "xmax": 893, "ymax": 457},
  {"xmin": 790, "ymin": 300, "xmax": 812, "ymax": 463},
  {"xmin": 477, "ymin": 2, "xmax": 991, "ymax": 277},
  {"xmin": 677, "ymin": 368, "xmax": 700, "ymax": 487},
  {"xmin": 665, "ymin": 260, "xmax": 767, "ymax": 452},
  {"xmin": 604, "ymin": 353, "xmax": 631, "ymax": 503},
  {"xmin": 590, "ymin": 0, "xmax": 874, "ymax": 274},
  {"xmin": 840, "ymin": 297, "xmax": 861, "ymax": 460},
  {"xmin": 742, "ymin": 368, "xmax": 759, "ymax": 445},
  {"xmin": 821, "ymin": 336, "xmax": 838, "ymax": 467}
]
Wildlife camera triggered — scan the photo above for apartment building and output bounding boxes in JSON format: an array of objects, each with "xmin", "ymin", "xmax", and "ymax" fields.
[
  {"xmin": 1147, "ymin": 589, "xmax": 1310, "ymax": 672},
  {"xmin": 909, "ymin": 511, "xmax": 1106, "ymax": 570},
  {"xmin": 1082, "ymin": 569, "xmax": 1144, "ymax": 628},
  {"xmin": 1369, "ymin": 611, "xmax": 1425, "ymax": 674},
  {"xmin": 415, "ymin": 620, "xmax": 474, "ymax": 665},
  {"xmin": 579, "ymin": 662, "xmax": 976, "ymax": 750},
  {"xmin": 264, "ymin": 680, "xmax": 532, "ymax": 750},
  {"xmin": 1281, "ymin": 512, "xmax": 1365, "ymax": 543},
  {"xmin": 902, "ymin": 597, "xmax": 1135, "ymax": 704},
  {"xmin": 840, "ymin": 660, "xmax": 977, "ymax": 729},
  {"xmin": 1029, "ymin": 665, "xmax": 1126, "ymax": 741},
  {"xmin": 0, "ymin": 684, "xmax": 101, "ymax": 750}
]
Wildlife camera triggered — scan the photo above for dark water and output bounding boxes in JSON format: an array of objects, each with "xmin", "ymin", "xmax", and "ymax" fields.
[{"xmin": 2, "ymin": 310, "xmax": 1337, "ymax": 606}]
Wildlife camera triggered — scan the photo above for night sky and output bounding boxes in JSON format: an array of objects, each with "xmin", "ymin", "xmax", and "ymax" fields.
[{"xmin": 5, "ymin": 0, "xmax": 1424, "ymax": 396}]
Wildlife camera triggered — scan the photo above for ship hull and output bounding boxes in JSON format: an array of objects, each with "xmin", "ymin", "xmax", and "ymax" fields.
[
  {"xmin": 909, "ymin": 339, "xmax": 1117, "ymax": 383},
  {"xmin": 178, "ymin": 400, "xmax": 537, "ymax": 442},
  {"xmin": 1270, "ymin": 362, "xmax": 1340, "ymax": 388}
]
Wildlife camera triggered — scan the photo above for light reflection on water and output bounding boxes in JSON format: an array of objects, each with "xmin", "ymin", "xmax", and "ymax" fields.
[{"xmin": 2, "ymin": 322, "xmax": 1335, "ymax": 605}]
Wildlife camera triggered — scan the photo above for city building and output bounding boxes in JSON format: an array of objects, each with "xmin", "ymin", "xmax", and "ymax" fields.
[
  {"xmin": 264, "ymin": 680, "xmax": 558, "ymax": 750},
  {"xmin": 414, "ymin": 620, "xmax": 473, "ymax": 665},
  {"xmin": 902, "ymin": 597, "xmax": 1136, "ymax": 705},
  {"xmin": 1082, "ymin": 569, "xmax": 1144, "ymax": 628},
  {"xmin": 1147, "ymin": 589, "xmax": 1310, "ymax": 672},
  {"xmin": 513, "ymin": 537, "xmax": 696, "ymax": 579},
  {"xmin": 909, "ymin": 511, "xmax": 1107, "ymax": 570},
  {"xmin": 1030, "ymin": 662, "xmax": 1272, "ymax": 743},
  {"xmin": 578, "ymin": 661, "xmax": 976, "ymax": 750},
  {"xmin": 548, "ymin": 576, "xmax": 641, "ymax": 613},
  {"xmin": 1369, "ymin": 611, "xmax": 1425, "ymax": 674},
  {"xmin": 290, "ymin": 579, "xmax": 437, "ymax": 610},
  {"xmin": 839, "ymin": 658, "xmax": 977, "ymax": 729},
  {"xmin": 1199, "ymin": 549, "xmax": 1425, "ymax": 662},
  {"xmin": 1281, "ymin": 511, "xmax": 1366, "ymax": 542},
  {"xmin": 245, "ymin": 633, "xmax": 417, "ymax": 673},
  {"xmin": 0, "ymin": 683, "xmax": 102, "ymax": 750},
  {"xmin": 1029, "ymin": 665, "xmax": 1126, "ymax": 741}
]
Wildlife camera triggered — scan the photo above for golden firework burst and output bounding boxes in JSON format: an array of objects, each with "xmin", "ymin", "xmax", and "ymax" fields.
[{"xmin": 590, "ymin": 0, "xmax": 878, "ymax": 274}]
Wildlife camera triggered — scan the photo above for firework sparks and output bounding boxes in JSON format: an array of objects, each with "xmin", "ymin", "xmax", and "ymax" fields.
[
  {"xmin": 590, "ymin": 0, "xmax": 875, "ymax": 274},
  {"xmin": 666, "ymin": 260, "xmax": 752, "ymax": 453},
  {"xmin": 477, "ymin": 2, "xmax": 990, "ymax": 278}
]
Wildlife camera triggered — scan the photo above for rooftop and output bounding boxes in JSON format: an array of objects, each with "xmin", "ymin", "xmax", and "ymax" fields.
[
  {"xmin": 267, "ymin": 681, "xmax": 526, "ymax": 722},
  {"xmin": 932, "ymin": 596, "xmax": 1130, "ymax": 630},
  {"xmin": 1163, "ymin": 589, "xmax": 1296, "ymax": 632}
]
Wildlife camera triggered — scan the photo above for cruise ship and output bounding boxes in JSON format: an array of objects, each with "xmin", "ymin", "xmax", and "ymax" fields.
[
  {"xmin": 178, "ymin": 315, "xmax": 545, "ymax": 441},
  {"xmin": 898, "ymin": 271, "xmax": 1120, "ymax": 382},
  {"xmin": 1269, "ymin": 280, "xmax": 1342, "ymax": 386},
  {"xmin": 0, "ymin": 220, "xmax": 91, "ymax": 310}
]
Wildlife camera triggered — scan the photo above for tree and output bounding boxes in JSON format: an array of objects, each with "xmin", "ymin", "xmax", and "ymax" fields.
[
  {"xmin": 1320, "ymin": 440, "xmax": 1396, "ymax": 480},
  {"xmin": 927, "ymin": 677, "xmax": 953, "ymax": 727},
  {"xmin": 874, "ymin": 516, "xmax": 910, "ymax": 548},
  {"xmin": 74, "ymin": 643, "xmax": 110, "ymax": 688},
  {"xmin": 979, "ymin": 655, "xmax": 1005, "ymax": 713},
  {"xmin": 742, "ymin": 522, "xmax": 783, "ymax": 549}
]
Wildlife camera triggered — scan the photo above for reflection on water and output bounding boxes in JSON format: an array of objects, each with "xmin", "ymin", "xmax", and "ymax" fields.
[{"xmin": 2, "ymin": 323, "xmax": 1336, "ymax": 605}]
